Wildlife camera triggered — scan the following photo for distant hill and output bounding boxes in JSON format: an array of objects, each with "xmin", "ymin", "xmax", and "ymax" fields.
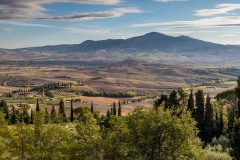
[
  {"xmin": 6, "ymin": 32, "xmax": 240, "ymax": 54},
  {"xmin": 1, "ymin": 32, "xmax": 240, "ymax": 65}
]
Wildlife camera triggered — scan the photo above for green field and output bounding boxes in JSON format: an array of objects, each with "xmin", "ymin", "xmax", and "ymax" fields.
[
  {"xmin": 224, "ymin": 81, "xmax": 237, "ymax": 85},
  {"xmin": 197, "ymin": 86, "xmax": 207, "ymax": 89}
]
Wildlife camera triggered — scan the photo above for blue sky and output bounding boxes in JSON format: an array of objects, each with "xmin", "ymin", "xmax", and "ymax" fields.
[{"xmin": 1, "ymin": 0, "xmax": 240, "ymax": 48}]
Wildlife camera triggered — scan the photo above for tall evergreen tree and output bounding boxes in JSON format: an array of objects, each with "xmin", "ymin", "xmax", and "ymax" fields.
[
  {"xmin": 110, "ymin": 108, "xmax": 113, "ymax": 115},
  {"xmin": 178, "ymin": 87, "xmax": 188, "ymax": 108},
  {"xmin": 231, "ymin": 118, "xmax": 240, "ymax": 160},
  {"xmin": 219, "ymin": 108, "xmax": 224, "ymax": 136},
  {"xmin": 204, "ymin": 94, "xmax": 214, "ymax": 142},
  {"xmin": 106, "ymin": 109, "xmax": 110, "ymax": 117},
  {"xmin": 10, "ymin": 106, "xmax": 17, "ymax": 124},
  {"xmin": 30, "ymin": 109, "xmax": 34, "ymax": 124},
  {"xmin": 90, "ymin": 102, "xmax": 94, "ymax": 113},
  {"xmin": 44, "ymin": 108, "xmax": 49, "ymax": 123},
  {"xmin": 59, "ymin": 99, "xmax": 66, "ymax": 121},
  {"xmin": 167, "ymin": 90, "xmax": 179, "ymax": 109},
  {"xmin": 194, "ymin": 90, "xmax": 205, "ymax": 140},
  {"xmin": 236, "ymin": 76, "xmax": 240, "ymax": 118},
  {"xmin": 153, "ymin": 94, "xmax": 168, "ymax": 110},
  {"xmin": 228, "ymin": 107, "xmax": 235, "ymax": 132},
  {"xmin": 118, "ymin": 101, "xmax": 122, "ymax": 116},
  {"xmin": 70, "ymin": 99, "xmax": 74, "ymax": 122},
  {"xmin": 51, "ymin": 105, "xmax": 56, "ymax": 122},
  {"xmin": 0, "ymin": 99, "xmax": 9, "ymax": 120},
  {"xmin": 187, "ymin": 89, "xmax": 194, "ymax": 112},
  {"xmin": 22, "ymin": 104, "xmax": 30, "ymax": 124},
  {"xmin": 36, "ymin": 98, "xmax": 40, "ymax": 112},
  {"xmin": 215, "ymin": 112, "xmax": 221, "ymax": 138},
  {"xmin": 113, "ymin": 102, "xmax": 117, "ymax": 115}
]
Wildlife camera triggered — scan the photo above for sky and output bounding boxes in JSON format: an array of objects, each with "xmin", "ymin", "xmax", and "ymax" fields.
[{"xmin": 1, "ymin": 0, "xmax": 240, "ymax": 49}]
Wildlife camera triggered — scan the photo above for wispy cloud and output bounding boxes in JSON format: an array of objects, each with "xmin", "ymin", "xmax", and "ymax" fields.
[
  {"xmin": 0, "ymin": 0, "xmax": 142, "ymax": 21},
  {"xmin": 156, "ymin": 31, "xmax": 192, "ymax": 34},
  {"xmin": 156, "ymin": 0, "xmax": 188, "ymax": 3},
  {"xmin": 43, "ymin": 8, "xmax": 142, "ymax": 21},
  {"xmin": 0, "ymin": 28, "xmax": 15, "ymax": 32},
  {"xmin": 129, "ymin": 16, "xmax": 240, "ymax": 29},
  {"xmin": 0, "ymin": 0, "xmax": 121, "ymax": 5},
  {"xmin": 0, "ymin": 0, "xmax": 122, "ymax": 20},
  {"xmin": 0, "ymin": 20, "xmax": 111, "ymax": 36},
  {"xmin": 220, "ymin": 34, "xmax": 239, "ymax": 37},
  {"xmin": 194, "ymin": 3, "xmax": 240, "ymax": 17}
]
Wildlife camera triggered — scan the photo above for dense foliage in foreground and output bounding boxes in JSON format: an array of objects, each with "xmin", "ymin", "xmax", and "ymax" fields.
[{"xmin": 0, "ymin": 107, "xmax": 205, "ymax": 160}]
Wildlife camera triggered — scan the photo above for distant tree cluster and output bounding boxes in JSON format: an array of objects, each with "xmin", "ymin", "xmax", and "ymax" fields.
[
  {"xmin": 80, "ymin": 90, "xmax": 141, "ymax": 98},
  {"xmin": 106, "ymin": 101, "xmax": 122, "ymax": 117}
]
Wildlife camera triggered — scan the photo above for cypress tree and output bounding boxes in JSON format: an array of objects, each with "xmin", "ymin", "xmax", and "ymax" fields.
[
  {"xmin": 228, "ymin": 107, "xmax": 235, "ymax": 132},
  {"xmin": 220, "ymin": 108, "xmax": 224, "ymax": 136},
  {"xmin": 107, "ymin": 109, "xmax": 110, "ymax": 117},
  {"xmin": 44, "ymin": 108, "xmax": 49, "ymax": 123},
  {"xmin": 70, "ymin": 99, "xmax": 74, "ymax": 122},
  {"xmin": 11, "ymin": 106, "xmax": 16, "ymax": 124},
  {"xmin": 59, "ymin": 99, "xmax": 66, "ymax": 121},
  {"xmin": 113, "ymin": 102, "xmax": 117, "ymax": 115},
  {"xmin": 195, "ymin": 90, "xmax": 205, "ymax": 140},
  {"xmin": 187, "ymin": 89, "xmax": 194, "ymax": 112},
  {"xmin": 91, "ymin": 102, "xmax": 94, "ymax": 113},
  {"xmin": 153, "ymin": 94, "xmax": 168, "ymax": 110},
  {"xmin": 51, "ymin": 105, "xmax": 56, "ymax": 122},
  {"xmin": 0, "ymin": 99, "xmax": 9, "ymax": 120},
  {"xmin": 204, "ymin": 94, "xmax": 214, "ymax": 142},
  {"xmin": 22, "ymin": 105, "xmax": 30, "ymax": 124},
  {"xmin": 236, "ymin": 76, "xmax": 240, "ymax": 118},
  {"xmin": 36, "ymin": 98, "xmax": 40, "ymax": 112},
  {"xmin": 110, "ymin": 108, "xmax": 113, "ymax": 115},
  {"xmin": 231, "ymin": 119, "xmax": 240, "ymax": 160},
  {"xmin": 167, "ymin": 90, "xmax": 179, "ymax": 109},
  {"xmin": 118, "ymin": 101, "xmax": 122, "ymax": 116},
  {"xmin": 178, "ymin": 87, "xmax": 188, "ymax": 108},
  {"xmin": 30, "ymin": 109, "xmax": 34, "ymax": 124},
  {"xmin": 215, "ymin": 112, "xmax": 221, "ymax": 138}
]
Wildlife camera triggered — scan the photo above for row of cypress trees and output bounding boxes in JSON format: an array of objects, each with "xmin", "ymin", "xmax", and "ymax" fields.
[
  {"xmin": 187, "ymin": 90, "xmax": 224, "ymax": 143},
  {"xmin": 154, "ymin": 78, "xmax": 240, "ymax": 160},
  {"xmin": 106, "ymin": 101, "xmax": 122, "ymax": 117},
  {"xmin": 154, "ymin": 89, "xmax": 224, "ymax": 143},
  {"xmin": 0, "ymin": 98, "xmax": 97, "ymax": 124}
]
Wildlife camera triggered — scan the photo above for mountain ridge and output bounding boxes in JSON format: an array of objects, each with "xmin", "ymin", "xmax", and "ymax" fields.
[
  {"xmin": 3, "ymin": 32, "xmax": 239, "ymax": 54},
  {"xmin": 1, "ymin": 32, "xmax": 240, "ymax": 66}
]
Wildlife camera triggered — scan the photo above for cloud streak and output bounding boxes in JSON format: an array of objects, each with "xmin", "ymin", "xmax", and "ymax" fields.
[
  {"xmin": 129, "ymin": 16, "xmax": 240, "ymax": 29},
  {"xmin": 0, "ymin": 20, "xmax": 110, "ymax": 35},
  {"xmin": 156, "ymin": 0, "xmax": 187, "ymax": 2},
  {"xmin": 42, "ymin": 8, "xmax": 142, "ymax": 21},
  {"xmin": 0, "ymin": 0, "xmax": 142, "ymax": 21},
  {"xmin": 194, "ymin": 3, "xmax": 240, "ymax": 17},
  {"xmin": 0, "ymin": 28, "xmax": 15, "ymax": 32}
]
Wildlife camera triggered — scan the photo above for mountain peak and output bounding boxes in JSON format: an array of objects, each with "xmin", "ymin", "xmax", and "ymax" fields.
[
  {"xmin": 142, "ymin": 32, "xmax": 170, "ymax": 38},
  {"xmin": 144, "ymin": 32, "xmax": 166, "ymax": 36}
]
